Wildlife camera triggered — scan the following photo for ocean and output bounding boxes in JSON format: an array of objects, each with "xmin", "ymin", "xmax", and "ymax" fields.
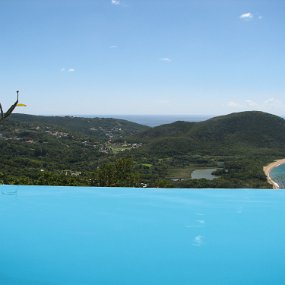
[
  {"xmin": 80, "ymin": 115, "xmax": 212, "ymax": 127},
  {"xmin": 270, "ymin": 163, "xmax": 285, "ymax": 188},
  {"xmin": 1, "ymin": 185, "xmax": 285, "ymax": 285}
]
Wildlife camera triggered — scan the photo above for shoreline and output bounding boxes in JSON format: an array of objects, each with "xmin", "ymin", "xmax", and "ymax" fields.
[{"xmin": 263, "ymin": 158, "xmax": 285, "ymax": 189}]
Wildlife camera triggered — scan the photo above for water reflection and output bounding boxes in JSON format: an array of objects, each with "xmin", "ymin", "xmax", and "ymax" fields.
[{"xmin": 1, "ymin": 187, "xmax": 18, "ymax": 196}]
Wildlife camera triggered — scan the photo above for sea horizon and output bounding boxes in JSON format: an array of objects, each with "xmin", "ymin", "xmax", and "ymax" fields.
[
  {"xmin": 16, "ymin": 112, "xmax": 285, "ymax": 127},
  {"xmin": 82, "ymin": 114, "xmax": 213, "ymax": 127},
  {"xmin": 15, "ymin": 113, "xmax": 214, "ymax": 127}
]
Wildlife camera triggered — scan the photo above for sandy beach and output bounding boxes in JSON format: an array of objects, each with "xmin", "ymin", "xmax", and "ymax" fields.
[{"xmin": 263, "ymin": 158, "xmax": 285, "ymax": 189}]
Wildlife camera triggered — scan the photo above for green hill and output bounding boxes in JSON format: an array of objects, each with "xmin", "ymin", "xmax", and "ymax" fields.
[
  {"xmin": 125, "ymin": 111, "xmax": 285, "ymax": 188},
  {"xmin": 5, "ymin": 113, "xmax": 149, "ymax": 141},
  {"xmin": 190, "ymin": 111, "xmax": 285, "ymax": 147},
  {"xmin": 132, "ymin": 111, "xmax": 285, "ymax": 155},
  {"xmin": 0, "ymin": 114, "xmax": 149, "ymax": 185}
]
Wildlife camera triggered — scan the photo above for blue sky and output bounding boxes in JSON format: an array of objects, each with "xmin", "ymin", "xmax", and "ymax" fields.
[{"xmin": 1, "ymin": 0, "xmax": 285, "ymax": 116}]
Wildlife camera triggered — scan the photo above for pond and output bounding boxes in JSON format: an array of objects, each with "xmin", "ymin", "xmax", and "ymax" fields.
[
  {"xmin": 191, "ymin": 168, "xmax": 220, "ymax": 180},
  {"xmin": 0, "ymin": 185, "xmax": 284, "ymax": 285}
]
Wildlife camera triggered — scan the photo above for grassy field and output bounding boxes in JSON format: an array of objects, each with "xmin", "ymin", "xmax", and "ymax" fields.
[
  {"xmin": 110, "ymin": 145, "xmax": 132, "ymax": 154},
  {"xmin": 166, "ymin": 165, "xmax": 202, "ymax": 179}
]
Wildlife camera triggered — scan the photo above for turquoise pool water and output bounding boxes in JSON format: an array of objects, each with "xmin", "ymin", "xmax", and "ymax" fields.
[
  {"xmin": 270, "ymin": 163, "xmax": 285, "ymax": 188},
  {"xmin": 1, "ymin": 186, "xmax": 285, "ymax": 285}
]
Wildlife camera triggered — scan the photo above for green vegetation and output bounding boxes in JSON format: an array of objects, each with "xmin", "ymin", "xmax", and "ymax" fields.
[
  {"xmin": 0, "ymin": 114, "xmax": 147, "ymax": 186},
  {"xmin": 91, "ymin": 158, "xmax": 140, "ymax": 187},
  {"xmin": 167, "ymin": 166, "xmax": 197, "ymax": 179},
  {"xmin": 1, "ymin": 111, "xmax": 285, "ymax": 188}
]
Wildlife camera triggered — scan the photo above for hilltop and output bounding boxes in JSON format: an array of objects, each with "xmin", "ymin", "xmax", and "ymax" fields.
[
  {"xmin": 5, "ymin": 113, "xmax": 149, "ymax": 141},
  {"xmin": 131, "ymin": 111, "xmax": 285, "ymax": 155}
]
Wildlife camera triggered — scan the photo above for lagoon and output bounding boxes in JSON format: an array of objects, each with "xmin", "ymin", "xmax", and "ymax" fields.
[{"xmin": 1, "ymin": 186, "xmax": 285, "ymax": 285}]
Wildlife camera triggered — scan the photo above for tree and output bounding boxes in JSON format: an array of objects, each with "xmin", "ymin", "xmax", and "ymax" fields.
[
  {"xmin": 0, "ymin": 91, "xmax": 19, "ymax": 122},
  {"xmin": 92, "ymin": 158, "xmax": 140, "ymax": 187}
]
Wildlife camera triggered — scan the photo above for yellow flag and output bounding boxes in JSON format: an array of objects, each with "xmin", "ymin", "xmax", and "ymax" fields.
[{"xmin": 17, "ymin": 103, "xmax": 27, "ymax": 107}]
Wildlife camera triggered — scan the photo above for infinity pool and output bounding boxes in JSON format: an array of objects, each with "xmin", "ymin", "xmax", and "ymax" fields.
[{"xmin": 1, "ymin": 186, "xmax": 284, "ymax": 285}]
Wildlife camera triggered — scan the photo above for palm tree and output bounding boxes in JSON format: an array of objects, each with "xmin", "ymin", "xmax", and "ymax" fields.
[{"xmin": 0, "ymin": 91, "xmax": 19, "ymax": 122}]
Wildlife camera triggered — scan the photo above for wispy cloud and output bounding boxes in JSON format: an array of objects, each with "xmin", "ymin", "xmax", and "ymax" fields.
[
  {"xmin": 109, "ymin": 45, "xmax": 118, "ymax": 49},
  {"xmin": 245, "ymin": 99, "xmax": 259, "ymax": 108},
  {"xmin": 160, "ymin": 57, "xmax": 172, "ymax": 63},
  {"xmin": 228, "ymin": 98, "xmax": 285, "ymax": 111},
  {"xmin": 228, "ymin": 101, "xmax": 242, "ymax": 108},
  {"xmin": 240, "ymin": 12, "xmax": 254, "ymax": 20},
  {"xmin": 111, "ymin": 0, "xmax": 120, "ymax": 5},
  {"xmin": 264, "ymin": 97, "xmax": 283, "ymax": 107},
  {"xmin": 60, "ymin": 67, "xmax": 75, "ymax": 73}
]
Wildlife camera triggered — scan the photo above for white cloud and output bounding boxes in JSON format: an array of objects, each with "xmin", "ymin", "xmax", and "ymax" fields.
[
  {"xmin": 111, "ymin": 0, "xmax": 120, "ymax": 5},
  {"xmin": 228, "ymin": 99, "xmax": 260, "ymax": 109},
  {"xmin": 240, "ymin": 12, "xmax": 254, "ymax": 20},
  {"xmin": 228, "ymin": 101, "xmax": 241, "ymax": 108},
  {"xmin": 264, "ymin": 98, "xmax": 284, "ymax": 108},
  {"xmin": 160, "ymin": 57, "xmax": 172, "ymax": 63},
  {"xmin": 109, "ymin": 45, "xmax": 118, "ymax": 49},
  {"xmin": 227, "ymin": 97, "xmax": 285, "ymax": 113},
  {"xmin": 60, "ymin": 67, "xmax": 75, "ymax": 72},
  {"xmin": 245, "ymin": 99, "xmax": 259, "ymax": 108},
  {"xmin": 264, "ymin": 97, "xmax": 278, "ymax": 105}
]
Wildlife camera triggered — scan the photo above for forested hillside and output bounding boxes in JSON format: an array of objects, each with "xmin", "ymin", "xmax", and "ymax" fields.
[
  {"xmin": 1, "ymin": 111, "xmax": 284, "ymax": 188},
  {"xmin": 0, "ymin": 114, "xmax": 148, "ymax": 185}
]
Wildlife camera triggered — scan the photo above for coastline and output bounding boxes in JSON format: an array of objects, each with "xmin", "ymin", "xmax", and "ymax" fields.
[{"xmin": 263, "ymin": 158, "xmax": 285, "ymax": 189}]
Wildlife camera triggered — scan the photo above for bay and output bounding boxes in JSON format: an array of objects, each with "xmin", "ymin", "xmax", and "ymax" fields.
[{"xmin": 270, "ymin": 163, "xmax": 285, "ymax": 188}]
